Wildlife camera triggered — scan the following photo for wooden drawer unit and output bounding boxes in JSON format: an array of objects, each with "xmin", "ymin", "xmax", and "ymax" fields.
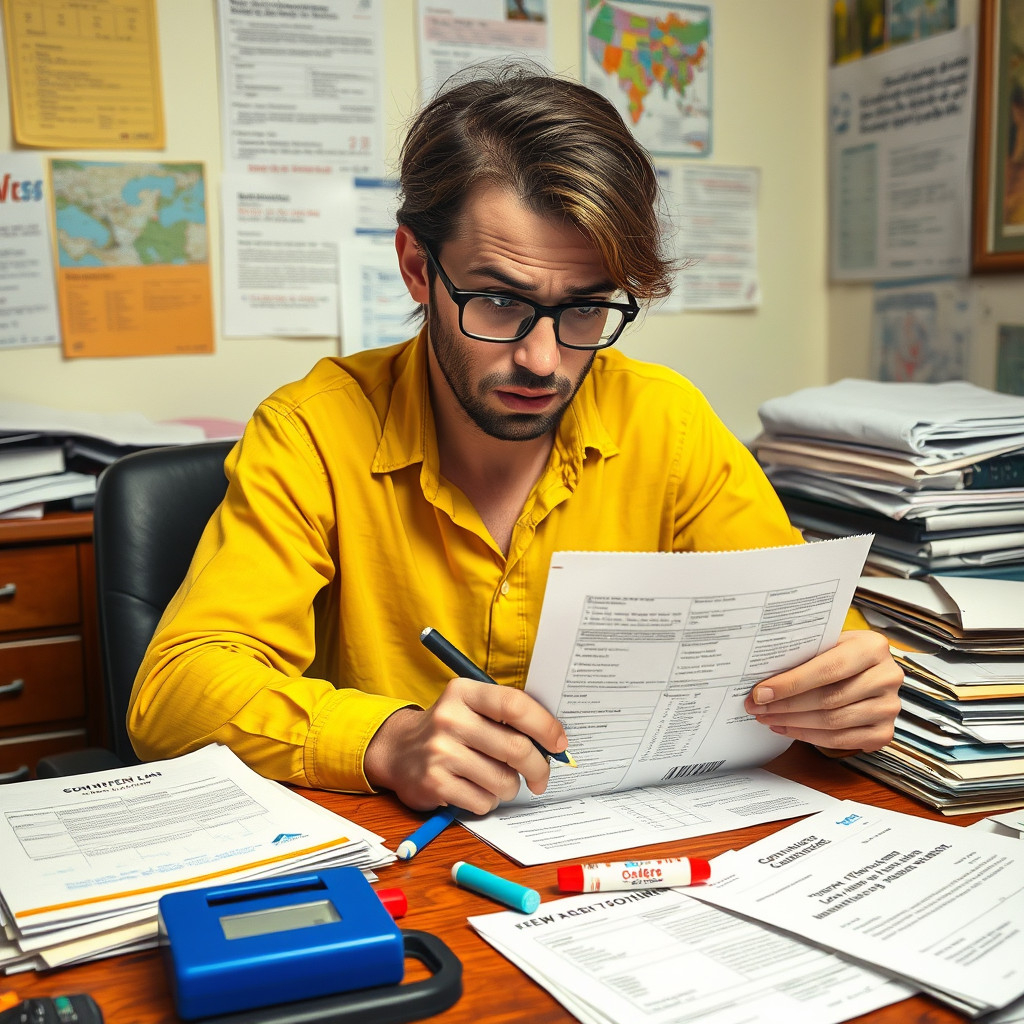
[{"xmin": 0, "ymin": 512, "xmax": 106, "ymax": 782}]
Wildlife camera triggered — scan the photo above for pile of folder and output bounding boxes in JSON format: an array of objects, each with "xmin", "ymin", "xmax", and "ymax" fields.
[
  {"xmin": 753, "ymin": 380, "xmax": 1024, "ymax": 816},
  {"xmin": 0, "ymin": 745, "xmax": 396, "ymax": 973},
  {"xmin": 0, "ymin": 401, "xmax": 240, "ymax": 519},
  {"xmin": 847, "ymin": 575, "xmax": 1024, "ymax": 814},
  {"xmin": 753, "ymin": 379, "xmax": 1024, "ymax": 579}
]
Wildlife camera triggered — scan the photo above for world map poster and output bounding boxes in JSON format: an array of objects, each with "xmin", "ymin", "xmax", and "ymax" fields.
[
  {"xmin": 51, "ymin": 160, "xmax": 213, "ymax": 358},
  {"xmin": 582, "ymin": 0, "xmax": 712, "ymax": 157}
]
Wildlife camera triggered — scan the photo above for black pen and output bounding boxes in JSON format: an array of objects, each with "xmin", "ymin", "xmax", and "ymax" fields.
[{"xmin": 420, "ymin": 626, "xmax": 576, "ymax": 767}]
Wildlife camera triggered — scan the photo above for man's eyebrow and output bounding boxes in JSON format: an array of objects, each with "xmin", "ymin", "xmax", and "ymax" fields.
[{"xmin": 465, "ymin": 262, "xmax": 617, "ymax": 298}]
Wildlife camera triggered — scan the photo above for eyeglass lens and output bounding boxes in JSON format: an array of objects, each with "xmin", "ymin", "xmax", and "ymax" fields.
[{"xmin": 462, "ymin": 295, "xmax": 625, "ymax": 347}]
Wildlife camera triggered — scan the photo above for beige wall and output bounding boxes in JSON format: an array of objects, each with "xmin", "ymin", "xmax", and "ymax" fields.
[
  {"xmin": 826, "ymin": 0, "xmax": 1024, "ymax": 387},
  {"xmin": 1, "ymin": 0, "xmax": 830, "ymax": 442}
]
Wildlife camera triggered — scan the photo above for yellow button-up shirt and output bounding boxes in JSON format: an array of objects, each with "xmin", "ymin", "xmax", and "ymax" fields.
[{"xmin": 130, "ymin": 329, "xmax": 816, "ymax": 792}]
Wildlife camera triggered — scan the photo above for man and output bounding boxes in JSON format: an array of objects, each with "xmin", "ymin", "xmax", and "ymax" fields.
[{"xmin": 130, "ymin": 68, "xmax": 901, "ymax": 814}]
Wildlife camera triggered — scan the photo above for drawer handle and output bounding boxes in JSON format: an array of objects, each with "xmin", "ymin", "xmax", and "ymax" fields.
[
  {"xmin": 0, "ymin": 765, "xmax": 29, "ymax": 784},
  {"xmin": 0, "ymin": 678, "xmax": 25, "ymax": 697},
  {"xmin": 0, "ymin": 583, "xmax": 15, "ymax": 600}
]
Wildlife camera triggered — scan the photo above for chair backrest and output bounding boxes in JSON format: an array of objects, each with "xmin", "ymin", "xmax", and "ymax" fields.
[{"xmin": 93, "ymin": 440, "xmax": 234, "ymax": 764}]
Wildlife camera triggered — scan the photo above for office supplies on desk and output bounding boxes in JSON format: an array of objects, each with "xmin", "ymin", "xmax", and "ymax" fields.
[
  {"xmin": 556, "ymin": 857, "xmax": 710, "ymax": 893},
  {"xmin": 419, "ymin": 626, "xmax": 575, "ymax": 766},
  {"xmin": 397, "ymin": 808, "xmax": 459, "ymax": 860},
  {"xmin": 158, "ymin": 867, "xmax": 405, "ymax": 1019},
  {"xmin": 376, "ymin": 888, "xmax": 408, "ymax": 918},
  {"xmin": 159, "ymin": 867, "xmax": 460, "ymax": 1023},
  {"xmin": 0, "ymin": 995, "xmax": 102, "ymax": 1024},
  {"xmin": 0, "ymin": 745, "xmax": 395, "ymax": 975},
  {"xmin": 451, "ymin": 862, "xmax": 539, "ymax": 914}
]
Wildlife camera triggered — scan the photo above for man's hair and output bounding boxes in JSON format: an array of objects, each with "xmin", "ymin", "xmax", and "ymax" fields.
[{"xmin": 396, "ymin": 64, "xmax": 675, "ymax": 301}]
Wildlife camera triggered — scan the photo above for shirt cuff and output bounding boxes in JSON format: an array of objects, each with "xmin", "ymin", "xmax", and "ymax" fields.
[{"xmin": 303, "ymin": 690, "xmax": 422, "ymax": 792}]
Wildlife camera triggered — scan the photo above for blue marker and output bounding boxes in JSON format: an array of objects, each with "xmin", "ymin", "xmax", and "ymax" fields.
[
  {"xmin": 396, "ymin": 808, "xmax": 458, "ymax": 860},
  {"xmin": 451, "ymin": 860, "xmax": 540, "ymax": 914}
]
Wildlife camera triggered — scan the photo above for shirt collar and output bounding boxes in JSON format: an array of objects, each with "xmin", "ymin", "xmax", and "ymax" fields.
[{"xmin": 370, "ymin": 329, "xmax": 620, "ymax": 476}]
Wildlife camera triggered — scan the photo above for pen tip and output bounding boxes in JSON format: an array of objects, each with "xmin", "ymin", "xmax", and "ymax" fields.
[
  {"xmin": 419, "ymin": 626, "xmax": 433, "ymax": 640},
  {"xmin": 563, "ymin": 751, "xmax": 578, "ymax": 768}
]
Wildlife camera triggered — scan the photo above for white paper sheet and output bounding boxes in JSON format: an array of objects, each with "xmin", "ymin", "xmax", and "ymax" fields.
[
  {"xmin": 469, "ymin": 886, "xmax": 913, "ymax": 1024},
  {"xmin": 216, "ymin": 0, "xmax": 387, "ymax": 176},
  {"xmin": 659, "ymin": 163, "xmax": 761, "ymax": 312},
  {"xmin": 460, "ymin": 536, "xmax": 870, "ymax": 864},
  {"xmin": 0, "ymin": 153, "xmax": 60, "ymax": 349},
  {"xmin": 828, "ymin": 26, "xmax": 975, "ymax": 281},
  {"xmin": 525, "ymin": 537, "xmax": 871, "ymax": 803},
  {"xmin": 220, "ymin": 173, "xmax": 345, "ymax": 337},
  {"xmin": 417, "ymin": 0, "xmax": 553, "ymax": 101},
  {"xmin": 0, "ymin": 745, "xmax": 392, "ymax": 936},
  {"xmin": 687, "ymin": 799, "xmax": 1024, "ymax": 1016},
  {"xmin": 459, "ymin": 769, "xmax": 842, "ymax": 866}
]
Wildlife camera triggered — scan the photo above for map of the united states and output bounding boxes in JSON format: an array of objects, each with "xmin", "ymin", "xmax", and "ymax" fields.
[{"xmin": 586, "ymin": 0, "xmax": 710, "ymax": 130}]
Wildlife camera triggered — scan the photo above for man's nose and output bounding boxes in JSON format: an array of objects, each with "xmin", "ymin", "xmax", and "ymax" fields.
[{"xmin": 512, "ymin": 314, "xmax": 560, "ymax": 377}]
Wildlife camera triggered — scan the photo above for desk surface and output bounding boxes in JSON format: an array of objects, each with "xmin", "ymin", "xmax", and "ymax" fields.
[{"xmin": 12, "ymin": 744, "xmax": 985, "ymax": 1024}]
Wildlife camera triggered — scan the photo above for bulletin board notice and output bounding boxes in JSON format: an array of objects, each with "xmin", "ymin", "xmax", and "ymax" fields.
[
  {"xmin": 2, "ymin": 0, "xmax": 165, "ymax": 148},
  {"xmin": 52, "ymin": 160, "xmax": 213, "ymax": 358}
]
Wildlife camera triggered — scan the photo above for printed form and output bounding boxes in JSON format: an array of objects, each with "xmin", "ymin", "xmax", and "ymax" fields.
[
  {"xmin": 0, "ymin": 743, "xmax": 393, "ymax": 973},
  {"xmin": 688, "ymin": 800, "xmax": 1024, "ymax": 1016},
  {"xmin": 461, "ymin": 536, "xmax": 871, "ymax": 864},
  {"xmin": 469, "ymin": 886, "xmax": 913, "ymax": 1024}
]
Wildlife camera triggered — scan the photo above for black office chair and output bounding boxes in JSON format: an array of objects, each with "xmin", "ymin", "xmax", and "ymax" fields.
[{"xmin": 36, "ymin": 440, "xmax": 234, "ymax": 777}]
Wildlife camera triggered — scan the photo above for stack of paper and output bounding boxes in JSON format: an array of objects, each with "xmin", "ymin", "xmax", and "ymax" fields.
[
  {"xmin": 0, "ymin": 401, "xmax": 209, "ymax": 518},
  {"xmin": 846, "ymin": 575, "xmax": 1024, "ymax": 814},
  {"xmin": 0, "ymin": 744, "xmax": 395, "ymax": 973},
  {"xmin": 469, "ymin": 886, "xmax": 914, "ymax": 1024},
  {"xmin": 688, "ymin": 800, "xmax": 1024, "ymax": 1018},
  {"xmin": 754, "ymin": 379, "xmax": 1024, "ymax": 579}
]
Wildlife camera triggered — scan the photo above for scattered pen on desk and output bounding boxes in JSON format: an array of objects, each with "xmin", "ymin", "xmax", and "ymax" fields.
[
  {"xmin": 452, "ymin": 861, "xmax": 540, "ymax": 914},
  {"xmin": 396, "ymin": 808, "xmax": 459, "ymax": 860},
  {"xmin": 420, "ymin": 626, "xmax": 576, "ymax": 767}
]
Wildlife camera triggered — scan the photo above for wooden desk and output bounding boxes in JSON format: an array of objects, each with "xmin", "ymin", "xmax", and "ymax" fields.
[{"xmin": 10, "ymin": 744, "xmax": 985, "ymax": 1024}]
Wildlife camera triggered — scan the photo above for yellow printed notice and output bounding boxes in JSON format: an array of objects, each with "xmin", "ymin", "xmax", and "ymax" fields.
[
  {"xmin": 51, "ymin": 160, "xmax": 213, "ymax": 358},
  {"xmin": 2, "ymin": 0, "xmax": 165, "ymax": 149}
]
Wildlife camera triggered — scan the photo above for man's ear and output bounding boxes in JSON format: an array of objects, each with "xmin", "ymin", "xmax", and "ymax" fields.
[{"xmin": 395, "ymin": 225, "xmax": 430, "ymax": 305}]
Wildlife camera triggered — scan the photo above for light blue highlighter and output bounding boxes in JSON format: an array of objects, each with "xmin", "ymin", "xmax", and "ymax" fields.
[{"xmin": 451, "ymin": 861, "xmax": 541, "ymax": 914}]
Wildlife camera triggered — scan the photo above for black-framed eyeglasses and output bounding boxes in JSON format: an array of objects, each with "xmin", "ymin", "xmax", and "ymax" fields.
[{"xmin": 422, "ymin": 242, "xmax": 639, "ymax": 351}]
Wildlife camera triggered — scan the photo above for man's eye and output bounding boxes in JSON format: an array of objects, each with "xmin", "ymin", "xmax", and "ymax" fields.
[{"xmin": 484, "ymin": 295, "xmax": 520, "ymax": 309}]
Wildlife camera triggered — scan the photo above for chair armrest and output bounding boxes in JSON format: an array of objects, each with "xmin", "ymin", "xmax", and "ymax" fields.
[{"xmin": 35, "ymin": 748, "xmax": 127, "ymax": 779}]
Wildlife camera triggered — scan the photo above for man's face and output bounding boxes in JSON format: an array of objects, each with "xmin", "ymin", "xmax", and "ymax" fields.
[{"xmin": 424, "ymin": 188, "xmax": 614, "ymax": 443}]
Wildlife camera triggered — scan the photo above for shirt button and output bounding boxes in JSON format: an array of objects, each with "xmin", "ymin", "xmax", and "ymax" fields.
[{"xmin": 499, "ymin": 581, "xmax": 510, "ymax": 596}]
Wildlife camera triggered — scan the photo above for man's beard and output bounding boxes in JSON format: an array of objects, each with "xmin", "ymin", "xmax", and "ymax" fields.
[{"xmin": 428, "ymin": 304, "xmax": 594, "ymax": 442}]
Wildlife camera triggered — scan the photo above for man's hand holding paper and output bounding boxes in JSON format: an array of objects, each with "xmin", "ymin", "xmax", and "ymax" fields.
[{"xmin": 746, "ymin": 628, "xmax": 902, "ymax": 752}]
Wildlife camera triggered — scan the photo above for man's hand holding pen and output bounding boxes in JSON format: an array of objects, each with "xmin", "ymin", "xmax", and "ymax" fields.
[{"xmin": 363, "ymin": 678, "xmax": 569, "ymax": 814}]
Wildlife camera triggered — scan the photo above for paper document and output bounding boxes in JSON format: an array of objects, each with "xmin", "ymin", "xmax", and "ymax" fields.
[
  {"xmin": 526, "ymin": 537, "xmax": 871, "ymax": 803},
  {"xmin": 461, "ymin": 536, "xmax": 870, "ymax": 863},
  {"xmin": 828, "ymin": 26, "xmax": 975, "ymax": 281},
  {"xmin": 460, "ymin": 770, "xmax": 842, "ymax": 866},
  {"xmin": 0, "ymin": 745, "xmax": 394, "ymax": 973},
  {"xmin": 687, "ymin": 799, "xmax": 1024, "ymax": 1016},
  {"xmin": 216, "ymin": 0, "xmax": 387, "ymax": 176},
  {"xmin": 1, "ymin": 0, "xmax": 165, "ymax": 149},
  {"xmin": 757, "ymin": 379, "xmax": 1024, "ymax": 459},
  {"xmin": 469, "ymin": 886, "xmax": 913, "ymax": 1024}
]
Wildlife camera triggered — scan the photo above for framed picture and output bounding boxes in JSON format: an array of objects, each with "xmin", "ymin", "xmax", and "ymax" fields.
[{"xmin": 972, "ymin": 0, "xmax": 1024, "ymax": 271}]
